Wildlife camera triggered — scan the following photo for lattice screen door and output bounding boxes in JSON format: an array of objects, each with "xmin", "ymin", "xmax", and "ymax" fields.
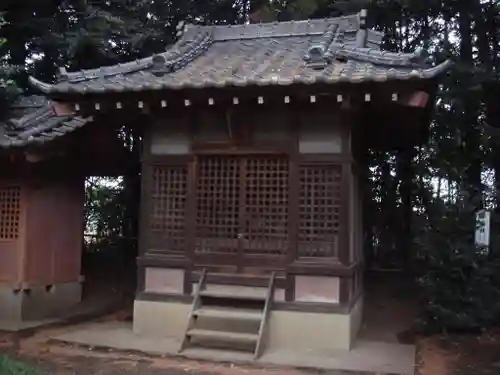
[{"xmin": 194, "ymin": 155, "xmax": 289, "ymax": 269}]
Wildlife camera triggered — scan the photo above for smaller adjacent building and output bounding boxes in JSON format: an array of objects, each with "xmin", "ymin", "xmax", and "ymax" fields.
[
  {"xmin": 1, "ymin": 10, "xmax": 450, "ymax": 356},
  {"xmin": 0, "ymin": 97, "xmax": 130, "ymax": 321}
]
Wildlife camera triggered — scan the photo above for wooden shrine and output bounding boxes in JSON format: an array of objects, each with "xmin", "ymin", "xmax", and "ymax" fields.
[{"xmin": 1, "ymin": 10, "xmax": 450, "ymax": 354}]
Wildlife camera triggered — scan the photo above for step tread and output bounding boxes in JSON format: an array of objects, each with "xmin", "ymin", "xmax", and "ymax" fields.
[
  {"xmin": 196, "ymin": 271, "xmax": 283, "ymax": 279},
  {"xmin": 187, "ymin": 328, "xmax": 259, "ymax": 343},
  {"xmin": 193, "ymin": 307, "xmax": 263, "ymax": 321},
  {"xmin": 181, "ymin": 347, "xmax": 254, "ymax": 362},
  {"xmin": 199, "ymin": 291, "xmax": 266, "ymax": 301}
]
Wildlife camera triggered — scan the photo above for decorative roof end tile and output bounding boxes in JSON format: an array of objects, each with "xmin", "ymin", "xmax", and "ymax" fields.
[
  {"xmin": 359, "ymin": 9, "xmax": 368, "ymax": 29},
  {"xmin": 304, "ymin": 23, "xmax": 338, "ymax": 69},
  {"xmin": 151, "ymin": 55, "xmax": 168, "ymax": 77},
  {"xmin": 58, "ymin": 67, "xmax": 69, "ymax": 82}
]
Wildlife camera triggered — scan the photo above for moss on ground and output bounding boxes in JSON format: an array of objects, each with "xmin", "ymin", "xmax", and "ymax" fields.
[{"xmin": 0, "ymin": 356, "xmax": 42, "ymax": 375}]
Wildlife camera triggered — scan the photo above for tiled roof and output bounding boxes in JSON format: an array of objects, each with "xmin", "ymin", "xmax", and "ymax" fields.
[
  {"xmin": 0, "ymin": 96, "xmax": 92, "ymax": 148},
  {"xmin": 28, "ymin": 11, "xmax": 452, "ymax": 95}
]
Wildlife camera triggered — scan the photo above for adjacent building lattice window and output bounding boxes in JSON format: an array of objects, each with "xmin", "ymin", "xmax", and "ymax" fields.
[
  {"xmin": 0, "ymin": 186, "xmax": 21, "ymax": 240},
  {"xmin": 150, "ymin": 166, "xmax": 187, "ymax": 252},
  {"xmin": 298, "ymin": 165, "xmax": 341, "ymax": 258}
]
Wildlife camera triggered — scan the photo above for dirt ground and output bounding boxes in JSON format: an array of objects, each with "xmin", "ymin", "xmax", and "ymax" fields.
[
  {"xmin": 3, "ymin": 270, "xmax": 500, "ymax": 375},
  {"xmin": 417, "ymin": 330, "xmax": 500, "ymax": 375},
  {"xmin": 4, "ymin": 323, "xmax": 500, "ymax": 375},
  {"xmin": 0, "ymin": 323, "xmax": 371, "ymax": 375}
]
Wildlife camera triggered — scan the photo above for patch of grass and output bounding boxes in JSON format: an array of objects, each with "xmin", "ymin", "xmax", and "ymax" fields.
[{"xmin": 0, "ymin": 356, "xmax": 42, "ymax": 375}]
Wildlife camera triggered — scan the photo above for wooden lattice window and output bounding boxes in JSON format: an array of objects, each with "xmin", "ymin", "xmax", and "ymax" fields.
[
  {"xmin": 298, "ymin": 165, "xmax": 341, "ymax": 258},
  {"xmin": 0, "ymin": 186, "xmax": 21, "ymax": 240},
  {"xmin": 244, "ymin": 156, "xmax": 289, "ymax": 255},
  {"xmin": 195, "ymin": 156, "xmax": 240, "ymax": 253},
  {"xmin": 150, "ymin": 166, "xmax": 187, "ymax": 252}
]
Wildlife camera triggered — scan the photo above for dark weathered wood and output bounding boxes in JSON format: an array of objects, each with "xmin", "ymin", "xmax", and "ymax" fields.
[
  {"xmin": 137, "ymin": 121, "xmax": 153, "ymax": 291},
  {"xmin": 285, "ymin": 274, "xmax": 295, "ymax": 302},
  {"xmin": 183, "ymin": 267, "xmax": 193, "ymax": 295},
  {"xmin": 136, "ymin": 291, "xmax": 193, "ymax": 303},
  {"xmin": 298, "ymin": 153, "xmax": 354, "ymax": 164},
  {"xmin": 186, "ymin": 156, "xmax": 196, "ymax": 259},
  {"xmin": 193, "ymin": 253, "xmax": 287, "ymax": 269},
  {"xmin": 287, "ymin": 107, "xmax": 300, "ymax": 267},
  {"xmin": 338, "ymin": 161, "xmax": 352, "ymax": 265},
  {"xmin": 287, "ymin": 260, "xmax": 363, "ymax": 277},
  {"xmin": 179, "ymin": 268, "xmax": 207, "ymax": 353},
  {"xmin": 137, "ymin": 255, "xmax": 190, "ymax": 268},
  {"xmin": 139, "ymin": 102, "xmax": 361, "ymax": 291},
  {"xmin": 237, "ymin": 157, "xmax": 247, "ymax": 272},
  {"xmin": 137, "ymin": 288, "xmax": 361, "ymax": 314},
  {"xmin": 273, "ymin": 301, "xmax": 348, "ymax": 314},
  {"xmin": 191, "ymin": 270, "xmax": 287, "ymax": 289},
  {"xmin": 288, "ymin": 155, "xmax": 299, "ymax": 264},
  {"xmin": 142, "ymin": 154, "xmax": 191, "ymax": 165},
  {"xmin": 191, "ymin": 145, "xmax": 292, "ymax": 155},
  {"xmin": 338, "ymin": 276, "xmax": 351, "ymax": 306},
  {"xmin": 136, "ymin": 266, "xmax": 145, "ymax": 293},
  {"xmin": 254, "ymin": 272, "xmax": 276, "ymax": 359}
]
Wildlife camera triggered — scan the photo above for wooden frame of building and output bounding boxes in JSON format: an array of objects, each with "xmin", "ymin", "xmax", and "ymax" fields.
[{"xmin": 1, "ymin": 10, "xmax": 450, "ymax": 355}]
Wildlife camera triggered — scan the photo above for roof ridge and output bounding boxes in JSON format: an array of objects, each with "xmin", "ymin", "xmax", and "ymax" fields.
[
  {"xmin": 209, "ymin": 14, "xmax": 359, "ymax": 41},
  {"xmin": 304, "ymin": 23, "xmax": 340, "ymax": 69}
]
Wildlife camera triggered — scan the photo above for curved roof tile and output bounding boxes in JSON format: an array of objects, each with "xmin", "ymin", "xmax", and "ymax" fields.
[
  {"xmin": 28, "ymin": 10, "xmax": 452, "ymax": 95},
  {"xmin": 0, "ymin": 96, "xmax": 92, "ymax": 148}
]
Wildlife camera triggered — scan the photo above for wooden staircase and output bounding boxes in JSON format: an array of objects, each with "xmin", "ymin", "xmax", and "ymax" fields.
[{"xmin": 179, "ymin": 269, "xmax": 276, "ymax": 360}]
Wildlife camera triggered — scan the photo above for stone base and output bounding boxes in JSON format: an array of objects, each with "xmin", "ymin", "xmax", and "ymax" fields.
[
  {"xmin": 133, "ymin": 300, "xmax": 190, "ymax": 341},
  {"xmin": 133, "ymin": 296, "xmax": 363, "ymax": 352},
  {"xmin": 0, "ymin": 282, "xmax": 82, "ymax": 322},
  {"xmin": 268, "ymin": 297, "xmax": 363, "ymax": 351}
]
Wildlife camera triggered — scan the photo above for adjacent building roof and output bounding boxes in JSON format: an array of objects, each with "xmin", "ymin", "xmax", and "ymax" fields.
[
  {"xmin": 0, "ymin": 96, "xmax": 92, "ymax": 148},
  {"xmin": 29, "ymin": 10, "xmax": 452, "ymax": 95}
]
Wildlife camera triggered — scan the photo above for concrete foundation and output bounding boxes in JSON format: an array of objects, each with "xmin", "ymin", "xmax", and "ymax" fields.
[
  {"xmin": 133, "ymin": 300, "xmax": 190, "ymax": 340},
  {"xmin": 268, "ymin": 297, "xmax": 363, "ymax": 351},
  {"xmin": 133, "ymin": 296, "xmax": 363, "ymax": 352},
  {"xmin": 0, "ymin": 282, "xmax": 82, "ymax": 322}
]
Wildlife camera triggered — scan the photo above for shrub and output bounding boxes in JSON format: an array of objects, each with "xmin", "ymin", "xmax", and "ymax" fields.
[{"xmin": 415, "ymin": 200, "xmax": 500, "ymax": 332}]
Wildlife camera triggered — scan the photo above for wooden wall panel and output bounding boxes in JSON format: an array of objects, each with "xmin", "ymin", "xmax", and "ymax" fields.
[
  {"xmin": 24, "ymin": 184, "xmax": 53, "ymax": 284},
  {"xmin": 51, "ymin": 178, "xmax": 84, "ymax": 283},
  {"xmin": 24, "ymin": 177, "xmax": 84, "ymax": 286},
  {"xmin": 0, "ymin": 240, "xmax": 19, "ymax": 283}
]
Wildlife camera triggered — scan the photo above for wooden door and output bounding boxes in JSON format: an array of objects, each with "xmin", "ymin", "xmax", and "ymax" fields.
[{"xmin": 193, "ymin": 154, "xmax": 289, "ymax": 272}]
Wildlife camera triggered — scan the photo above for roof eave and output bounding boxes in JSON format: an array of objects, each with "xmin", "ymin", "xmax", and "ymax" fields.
[{"xmin": 28, "ymin": 76, "xmax": 57, "ymax": 95}]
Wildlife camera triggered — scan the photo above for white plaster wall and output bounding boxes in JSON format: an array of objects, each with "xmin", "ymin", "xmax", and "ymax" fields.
[
  {"xmin": 294, "ymin": 276, "xmax": 339, "ymax": 303},
  {"xmin": 144, "ymin": 268, "xmax": 184, "ymax": 294}
]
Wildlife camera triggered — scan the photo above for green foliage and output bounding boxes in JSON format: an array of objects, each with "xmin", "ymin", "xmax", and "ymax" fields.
[
  {"xmin": 84, "ymin": 177, "xmax": 125, "ymax": 242},
  {"xmin": 0, "ymin": 356, "xmax": 43, "ymax": 375},
  {"xmin": 0, "ymin": 14, "xmax": 18, "ymax": 118},
  {"xmin": 416, "ymin": 200, "xmax": 500, "ymax": 332}
]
